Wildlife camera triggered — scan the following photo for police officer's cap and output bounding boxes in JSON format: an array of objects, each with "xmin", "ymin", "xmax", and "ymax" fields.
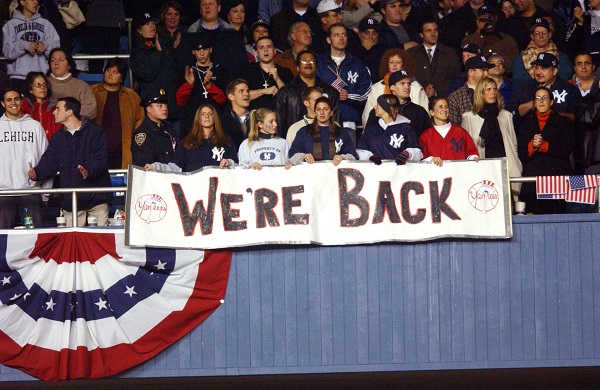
[{"xmin": 142, "ymin": 89, "xmax": 168, "ymax": 107}]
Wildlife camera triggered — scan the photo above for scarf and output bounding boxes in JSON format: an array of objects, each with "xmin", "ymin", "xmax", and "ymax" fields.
[
  {"xmin": 536, "ymin": 109, "xmax": 551, "ymax": 131},
  {"xmin": 521, "ymin": 41, "xmax": 559, "ymax": 79},
  {"xmin": 478, "ymin": 103, "xmax": 506, "ymax": 158},
  {"xmin": 312, "ymin": 125, "xmax": 337, "ymax": 161},
  {"xmin": 383, "ymin": 72, "xmax": 391, "ymax": 94}
]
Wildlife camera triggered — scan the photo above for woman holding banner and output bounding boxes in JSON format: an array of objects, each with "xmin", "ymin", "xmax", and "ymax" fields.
[
  {"xmin": 357, "ymin": 94, "xmax": 422, "ymax": 165},
  {"xmin": 238, "ymin": 108, "xmax": 292, "ymax": 170},
  {"xmin": 145, "ymin": 104, "xmax": 237, "ymax": 172},
  {"xmin": 288, "ymin": 97, "xmax": 358, "ymax": 166},
  {"xmin": 461, "ymin": 77, "xmax": 522, "ymax": 197},
  {"xmin": 419, "ymin": 97, "xmax": 479, "ymax": 167}
]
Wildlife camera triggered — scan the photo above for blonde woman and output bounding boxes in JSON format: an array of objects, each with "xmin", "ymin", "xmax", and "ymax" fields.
[
  {"xmin": 238, "ymin": 108, "xmax": 291, "ymax": 170},
  {"xmin": 461, "ymin": 77, "xmax": 522, "ymax": 195}
]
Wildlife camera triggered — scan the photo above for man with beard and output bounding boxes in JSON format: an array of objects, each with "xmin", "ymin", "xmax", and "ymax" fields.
[
  {"xmin": 246, "ymin": 36, "xmax": 294, "ymax": 111},
  {"xmin": 461, "ymin": 6, "xmax": 519, "ymax": 78},
  {"xmin": 276, "ymin": 50, "xmax": 340, "ymax": 138},
  {"xmin": 438, "ymin": 0, "xmax": 482, "ymax": 53}
]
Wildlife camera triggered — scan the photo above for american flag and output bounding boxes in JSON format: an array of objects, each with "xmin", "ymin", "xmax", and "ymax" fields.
[
  {"xmin": 0, "ymin": 231, "xmax": 231, "ymax": 381},
  {"xmin": 331, "ymin": 75, "xmax": 347, "ymax": 90},
  {"xmin": 536, "ymin": 176, "xmax": 567, "ymax": 199},
  {"xmin": 566, "ymin": 175, "xmax": 599, "ymax": 204}
]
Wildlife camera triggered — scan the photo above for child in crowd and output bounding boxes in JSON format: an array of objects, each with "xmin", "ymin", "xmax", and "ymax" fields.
[
  {"xmin": 238, "ymin": 108, "xmax": 291, "ymax": 169},
  {"xmin": 419, "ymin": 98, "xmax": 479, "ymax": 167}
]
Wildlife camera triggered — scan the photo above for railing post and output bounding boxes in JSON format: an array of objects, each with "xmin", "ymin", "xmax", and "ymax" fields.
[{"xmin": 72, "ymin": 191, "xmax": 78, "ymax": 227}]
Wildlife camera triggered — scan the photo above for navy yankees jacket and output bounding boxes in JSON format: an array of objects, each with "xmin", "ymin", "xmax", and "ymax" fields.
[{"xmin": 316, "ymin": 51, "xmax": 372, "ymax": 125}]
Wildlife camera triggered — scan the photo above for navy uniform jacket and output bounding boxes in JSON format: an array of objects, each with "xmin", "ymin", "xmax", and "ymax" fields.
[{"xmin": 131, "ymin": 117, "xmax": 177, "ymax": 167}]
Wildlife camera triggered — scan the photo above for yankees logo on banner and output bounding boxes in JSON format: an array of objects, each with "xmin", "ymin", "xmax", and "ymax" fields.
[{"xmin": 0, "ymin": 231, "xmax": 232, "ymax": 381}]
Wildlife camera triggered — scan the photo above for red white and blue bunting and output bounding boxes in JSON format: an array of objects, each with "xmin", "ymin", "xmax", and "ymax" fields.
[{"xmin": 0, "ymin": 230, "xmax": 231, "ymax": 381}]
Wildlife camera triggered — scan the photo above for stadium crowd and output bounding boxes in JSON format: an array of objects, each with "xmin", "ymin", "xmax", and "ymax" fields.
[{"xmin": 1, "ymin": 0, "xmax": 600, "ymax": 226}]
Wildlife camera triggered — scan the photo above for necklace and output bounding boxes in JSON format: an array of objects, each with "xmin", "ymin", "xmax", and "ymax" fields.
[
  {"xmin": 193, "ymin": 63, "xmax": 214, "ymax": 98},
  {"xmin": 260, "ymin": 64, "xmax": 272, "ymax": 89}
]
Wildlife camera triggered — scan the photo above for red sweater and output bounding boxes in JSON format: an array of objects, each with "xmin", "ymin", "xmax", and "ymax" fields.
[{"xmin": 21, "ymin": 98, "xmax": 61, "ymax": 140}]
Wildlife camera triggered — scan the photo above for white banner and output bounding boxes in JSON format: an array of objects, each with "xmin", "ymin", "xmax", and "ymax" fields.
[{"xmin": 125, "ymin": 159, "xmax": 512, "ymax": 249}]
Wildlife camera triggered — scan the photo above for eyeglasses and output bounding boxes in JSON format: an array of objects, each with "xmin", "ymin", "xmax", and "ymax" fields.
[
  {"xmin": 300, "ymin": 59, "xmax": 315, "ymax": 64},
  {"xmin": 33, "ymin": 83, "xmax": 47, "ymax": 89},
  {"xmin": 534, "ymin": 95, "xmax": 550, "ymax": 101},
  {"xmin": 533, "ymin": 31, "xmax": 549, "ymax": 37},
  {"xmin": 200, "ymin": 112, "xmax": 214, "ymax": 117}
]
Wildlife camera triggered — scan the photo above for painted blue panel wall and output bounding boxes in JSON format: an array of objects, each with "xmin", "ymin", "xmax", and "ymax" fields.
[{"xmin": 2, "ymin": 215, "xmax": 600, "ymax": 382}]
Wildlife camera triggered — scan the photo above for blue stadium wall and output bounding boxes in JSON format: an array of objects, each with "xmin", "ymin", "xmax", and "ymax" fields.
[{"xmin": 1, "ymin": 214, "xmax": 599, "ymax": 381}]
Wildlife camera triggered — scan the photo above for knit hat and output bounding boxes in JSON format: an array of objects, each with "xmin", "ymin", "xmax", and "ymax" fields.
[{"xmin": 377, "ymin": 94, "xmax": 397, "ymax": 116}]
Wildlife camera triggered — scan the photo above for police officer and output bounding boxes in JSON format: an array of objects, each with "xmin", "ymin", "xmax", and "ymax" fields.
[{"xmin": 131, "ymin": 89, "xmax": 178, "ymax": 167}]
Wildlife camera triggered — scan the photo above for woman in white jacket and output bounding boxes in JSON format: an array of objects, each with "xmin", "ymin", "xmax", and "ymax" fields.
[
  {"xmin": 461, "ymin": 77, "xmax": 522, "ymax": 196},
  {"xmin": 361, "ymin": 48, "xmax": 428, "ymax": 128}
]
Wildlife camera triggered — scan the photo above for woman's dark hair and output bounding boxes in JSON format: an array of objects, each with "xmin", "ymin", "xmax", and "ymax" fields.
[
  {"xmin": 58, "ymin": 96, "xmax": 82, "ymax": 119},
  {"xmin": 532, "ymin": 86, "xmax": 556, "ymax": 113},
  {"xmin": 104, "ymin": 57, "xmax": 128, "ymax": 82},
  {"xmin": 308, "ymin": 96, "xmax": 340, "ymax": 138},
  {"xmin": 23, "ymin": 71, "xmax": 52, "ymax": 102},
  {"xmin": 159, "ymin": 1, "xmax": 183, "ymax": 23},
  {"xmin": 47, "ymin": 48, "xmax": 79, "ymax": 78}
]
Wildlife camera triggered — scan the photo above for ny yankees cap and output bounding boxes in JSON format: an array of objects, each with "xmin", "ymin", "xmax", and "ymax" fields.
[
  {"xmin": 465, "ymin": 56, "xmax": 494, "ymax": 71},
  {"xmin": 461, "ymin": 43, "xmax": 481, "ymax": 55},
  {"xmin": 531, "ymin": 17, "xmax": 550, "ymax": 32},
  {"xmin": 133, "ymin": 12, "xmax": 158, "ymax": 31},
  {"xmin": 389, "ymin": 70, "xmax": 415, "ymax": 85},
  {"xmin": 530, "ymin": 52, "xmax": 558, "ymax": 68},
  {"xmin": 359, "ymin": 17, "xmax": 380, "ymax": 32}
]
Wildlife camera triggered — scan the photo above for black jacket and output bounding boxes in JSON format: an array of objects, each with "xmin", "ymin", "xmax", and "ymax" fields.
[
  {"xmin": 33, "ymin": 118, "xmax": 112, "ymax": 211},
  {"xmin": 575, "ymin": 86, "xmax": 600, "ymax": 170},
  {"xmin": 130, "ymin": 38, "xmax": 183, "ymax": 121},
  {"xmin": 517, "ymin": 110, "xmax": 573, "ymax": 177},
  {"xmin": 131, "ymin": 117, "xmax": 178, "ymax": 167},
  {"xmin": 275, "ymin": 77, "xmax": 340, "ymax": 138},
  {"xmin": 221, "ymin": 105, "xmax": 250, "ymax": 149}
]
